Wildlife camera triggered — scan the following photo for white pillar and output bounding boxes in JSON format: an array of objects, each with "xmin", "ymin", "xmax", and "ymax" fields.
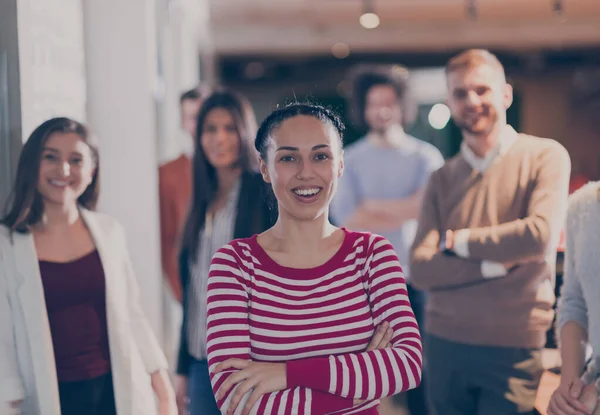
[
  {"xmin": 156, "ymin": 0, "xmax": 210, "ymax": 163},
  {"xmin": 82, "ymin": 0, "xmax": 164, "ymax": 341},
  {"xmin": 15, "ymin": 0, "xmax": 87, "ymax": 140}
]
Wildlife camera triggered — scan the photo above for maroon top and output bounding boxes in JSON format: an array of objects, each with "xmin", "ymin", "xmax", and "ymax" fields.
[{"xmin": 39, "ymin": 250, "xmax": 111, "ymax": 382}]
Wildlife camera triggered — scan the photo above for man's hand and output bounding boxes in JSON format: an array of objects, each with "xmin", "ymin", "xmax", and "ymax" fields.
[{"xmin": 214, "ymin": 360, "xmax": 286, "ymax": 415}]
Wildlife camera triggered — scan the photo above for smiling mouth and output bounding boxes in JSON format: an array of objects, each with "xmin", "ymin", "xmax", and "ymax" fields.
[
  {"xmin": 49, "ymin": 179, "xmax": 70, "ymax": 188},
  {"xmin": 293, "ymin": 187, "xmax": 321, "ymax": 197}
]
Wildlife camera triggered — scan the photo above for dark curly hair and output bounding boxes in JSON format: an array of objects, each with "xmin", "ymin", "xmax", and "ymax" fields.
[{"xmin": 347, "ymin": 64, "xmax": 417, "ymax": 130}]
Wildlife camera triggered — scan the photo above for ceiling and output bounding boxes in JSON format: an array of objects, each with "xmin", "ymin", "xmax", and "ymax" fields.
[{"xmin": 208, "ymin": 0, "xmax": 600, "ymax": 56}]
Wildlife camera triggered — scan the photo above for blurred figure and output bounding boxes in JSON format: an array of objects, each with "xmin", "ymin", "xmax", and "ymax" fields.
[
  {"xmin": 410, "ymin": 49, "xmax": 571, "ymax": 415},
  {"xmin": 159, "ymin": 86, "xmax": 210, "ymax": 302},
  {"xmin": 0, "ymin": 118, "xmax": 175, "ymax": 415},
  {"xmin": 331, "ymin": 64, "xmax": 443, "ymax": 414},
  {"xmin": 548, "ymin": 181, "xmax": 600, "ymax": 415},
  {"xmin": 175, "ymin": 88, "xmax": 274, "ymax": 415}
]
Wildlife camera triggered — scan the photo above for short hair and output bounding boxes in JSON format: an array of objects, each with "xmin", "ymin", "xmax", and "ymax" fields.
[
  {"xmin": 346, "ymin": 64, "xmax": 417, "ymax": 130},
  {"xmin": 445, "ymin": 49, "xmax": 506, "ymax": 81},
  {"xmin": 179, "ymin": 84, "xmax": 211, "ymax": 104}
]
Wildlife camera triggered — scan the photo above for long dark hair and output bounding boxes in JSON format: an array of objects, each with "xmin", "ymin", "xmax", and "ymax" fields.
[
  {"xmin": 1, "ymin": 117, "xmax": 100, "ymax": 234},
  {"xmin": 180, "ymin": 88, "xmax": 257, "ymax": 263}
]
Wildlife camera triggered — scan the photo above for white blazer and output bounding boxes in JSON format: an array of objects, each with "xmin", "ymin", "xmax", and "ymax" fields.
[{"xmin": 0, "ymin": 209, "xmax": 169, "ymax": 415}]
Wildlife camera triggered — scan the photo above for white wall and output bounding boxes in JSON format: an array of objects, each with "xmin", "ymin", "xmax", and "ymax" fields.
[
  {"xmin": 16, "ymin": 0, "xmax": 87, "ymax": 140},
  {"xmin": 82, "ymin": 0, "xmax": 164, "ymax": 339}
]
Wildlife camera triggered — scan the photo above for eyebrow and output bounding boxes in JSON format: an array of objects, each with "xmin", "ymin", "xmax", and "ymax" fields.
[
  {"xmin": 276, "ymin": 144, "xmax": 330, "ymax": 152},
  {"xmin": 42, "ymin": 147, "xmax": 84, "ymax": 157}
]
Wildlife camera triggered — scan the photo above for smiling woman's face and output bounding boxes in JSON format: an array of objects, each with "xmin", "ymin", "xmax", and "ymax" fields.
[{"xmin": 259, "ymin": 115, "xmax": 344, "ymax": 222}]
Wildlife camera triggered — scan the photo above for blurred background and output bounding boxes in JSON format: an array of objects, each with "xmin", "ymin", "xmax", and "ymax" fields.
[{"xmin": 1, "ymin": 1, "xmax": 600, "ymax": 413}]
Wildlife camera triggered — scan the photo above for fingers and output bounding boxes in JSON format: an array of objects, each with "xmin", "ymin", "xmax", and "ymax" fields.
[
  {"xmin": 366, "ymin": 322, "xmax": 390, "ymax": 352},
  {"xmin": 548, "ymin": 390, "xmax": 590, "ymax": 415},
  {"xmin": 215, "ymin": 359, "xmax": 249, "ymax": 374},
  {"xmin": 242, "ymin": 386, "xmax": 266, "ymax": 415},
  {"xmin": 379, "ymin": 326, "xmax": 393, "ymax": 349},
  {"xmin": 217, "ymin": 369, "xmax": 251, "ymax": 400},
  {"xmin": 227, "ymin": 378, "xmax": 259, "ymax": 415},
  {"xmin": 571, "ymin": 379, "xmax": 586, "ymax": 399}
]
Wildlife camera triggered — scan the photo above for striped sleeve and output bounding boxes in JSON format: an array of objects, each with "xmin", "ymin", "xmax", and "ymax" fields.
[
  {"xmin": 206, "ymin": 244, "xmax": 355, "ymax": 415},
  {"xmin": 287, "ymin": 235, "xmax": 423, "ymax": 400}
]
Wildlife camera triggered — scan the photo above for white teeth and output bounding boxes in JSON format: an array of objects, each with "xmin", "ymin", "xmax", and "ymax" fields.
[
  {"xmin": 294, "ymin": 188, "xmax": 320, "ymax": 196},
  {"xmin": 50, "ymin": 180, "xmax": 68, "ymax": 187}
]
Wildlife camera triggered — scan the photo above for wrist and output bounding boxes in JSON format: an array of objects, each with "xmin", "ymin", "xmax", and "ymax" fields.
[
  {"xmin": 151, "ymin": 370, "xmax": 173, "ymax": 401},
  {"xmin": 561, "ymin": 368, "xmax": 584, "ymax": 383}
]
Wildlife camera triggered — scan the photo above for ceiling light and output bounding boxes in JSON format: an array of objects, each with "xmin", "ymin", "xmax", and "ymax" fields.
[
  {"xmin": 331, "ymin": 43, "xmax": 351, "ymax": 59},
  {"xmin": 360, "ymin": 0, "xmax": 380, "ymax": 29}
]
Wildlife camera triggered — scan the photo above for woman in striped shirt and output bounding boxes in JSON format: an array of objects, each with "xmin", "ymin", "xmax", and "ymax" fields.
[{"xmin": 206, "ymin": 104, "xmax": 423, "ymax": 414}]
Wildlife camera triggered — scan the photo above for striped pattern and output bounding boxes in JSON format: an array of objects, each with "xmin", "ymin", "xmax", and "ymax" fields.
[
  {"xmin": 187, "ymin": 180, "xmax": 240, "ymax": 360},
  {"xmin": 206, "ymin": 230, "xmax": 422, "ymax": 414}
]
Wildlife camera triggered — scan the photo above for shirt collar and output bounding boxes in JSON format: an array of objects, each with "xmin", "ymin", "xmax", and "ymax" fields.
[{"xmin": 461, "ymin": 125, "xmax": 518, "ymax": 172}]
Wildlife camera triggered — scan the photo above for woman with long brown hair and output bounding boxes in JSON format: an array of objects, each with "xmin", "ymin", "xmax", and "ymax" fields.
[
  {"xmin": 0, "ymin": 118, "xmax": 175, "ymax": 415},
  {"xmin": 175, "ymin": 88, "xmax": 275, "ymax": 414}
]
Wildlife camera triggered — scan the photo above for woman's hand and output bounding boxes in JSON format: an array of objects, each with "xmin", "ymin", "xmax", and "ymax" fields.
[
  {"xmin": 214, "ymin": 360, "xmax": 286, "ymax": 415},
  {"xmin": 174, "ymin": 375, "xmax": 189, "ymax": 415},
  {"xmin": 213, "ymin": 322, "xmax": 391, "ymax": 414},
  {"xmin": 579, "ymin": 383, "xmax": 600, "ymax": 415},
  {"xmin": 348, "ymin": 322, "xmax": 393, "ymax": 408},
  {"xmin": 151, "ymin": 370, "xmax": 177, "ymax": 415},
  {"xmin": 366, "ymin": 321, "xmax": 393, "ymax": 351},
  {"xmin": 548, "ymin": 376, "xmax": 593, "ymax": 415}
]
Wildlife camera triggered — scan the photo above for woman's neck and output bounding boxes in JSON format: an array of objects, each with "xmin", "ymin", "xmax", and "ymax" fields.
[
  {"xmin": 38, "ymin": 202, "xmax": 80, "ymax": 232},
  {"xmin": 269, "ymin": 211, "xmax": 339, "ymax": 253},
  {"xmin": 216, "ymin": 166, "xmax": 241, "ymax": 199}
]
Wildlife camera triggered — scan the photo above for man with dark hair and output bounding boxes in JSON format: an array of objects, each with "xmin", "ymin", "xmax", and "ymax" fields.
[
  {"xmin": 410, "ymin": 49, "xmax": 570, "ymax": 414},
  {"xmin": 331, "ymin": 64, "xmax": 444, "ymax": 414},
  {"xmin": 159, "ymin": 85, "xmax": 210, "ymax": 302}
]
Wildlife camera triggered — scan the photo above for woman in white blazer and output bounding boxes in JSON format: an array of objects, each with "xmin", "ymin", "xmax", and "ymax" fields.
[{"xmin": 0, "ymin": 118, "xmax": 176, "ymax": 415}]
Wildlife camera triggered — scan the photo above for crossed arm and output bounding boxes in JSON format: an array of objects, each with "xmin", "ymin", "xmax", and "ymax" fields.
[
  {"xmin": 206, "ymin": 240, "xmax": 422, "ymax": 415},
  {"xmin": 410, "ymin": 146, "xmax": 570, "ymax": 291}
]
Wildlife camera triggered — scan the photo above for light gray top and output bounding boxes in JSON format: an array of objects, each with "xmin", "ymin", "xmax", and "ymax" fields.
[
  {"xmin": 557, "ymin": 181, "xmax": 600, "ymax": 378},
  {"xmin": 187, "ymin": 180, "xmax": 240, "ymax": 360}
]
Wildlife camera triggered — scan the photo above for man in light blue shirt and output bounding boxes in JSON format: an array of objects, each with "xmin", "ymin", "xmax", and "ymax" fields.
[{"xmin": 331, "ymin": 64, "xmax": 444, "ymax": 414}]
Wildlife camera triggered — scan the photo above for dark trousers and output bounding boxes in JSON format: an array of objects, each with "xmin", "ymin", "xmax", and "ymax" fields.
[
  {"xmin": 189, "ymin": 358, "xmax": 221, "ymax": 415},
  {"xmin": 397, "ymin": 284, "xmax": 429, "ymax": 415},
  {"xmin": 58, "ymin": 372, "xmax": 116, "ymax": 415},
  {"xmin": 425, "ymin": 335, "xmax": 544, "ymax": 415}
]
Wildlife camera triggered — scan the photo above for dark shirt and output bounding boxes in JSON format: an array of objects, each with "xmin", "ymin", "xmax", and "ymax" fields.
[{"xmin": 39, "ymin": 250, "xmax": 111, "ymax": 382}]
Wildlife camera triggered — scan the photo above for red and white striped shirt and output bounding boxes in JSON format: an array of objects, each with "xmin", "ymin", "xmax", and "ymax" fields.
[{"xmin": 206, "ymin": 229, "xmax": 422, "ymax": 415}]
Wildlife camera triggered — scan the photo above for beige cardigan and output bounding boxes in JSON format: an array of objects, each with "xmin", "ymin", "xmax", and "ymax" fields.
[{"xmin": 0, "ymin": 209, "xmax": 169, "ymax": 414}]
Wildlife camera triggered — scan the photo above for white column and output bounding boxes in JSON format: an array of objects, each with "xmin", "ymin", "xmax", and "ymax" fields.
[
  {"xmin": 156, "ymin": 0, "xmax": 210, "ymax": 163},
  {"xmin": 82, "ymin": 0, "xmax": 164, "ymax": 340},
  {"xmin": 16, "ymin": 0, "xmax": 87, "ymax": 140}
]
